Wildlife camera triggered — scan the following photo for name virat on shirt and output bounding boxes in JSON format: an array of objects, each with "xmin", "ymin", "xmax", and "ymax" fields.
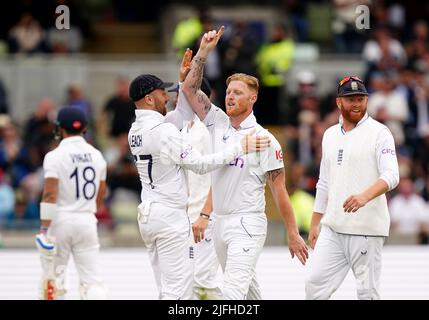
[{"xmin": 70, "ymin": 153, "xmax": 93, "ymax": 163}]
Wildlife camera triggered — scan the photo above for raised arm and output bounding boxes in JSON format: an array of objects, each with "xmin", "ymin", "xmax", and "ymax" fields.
[
  {"xmin": 164, "ymin": 48, "xmax": 195, "ymax": 129},
  {"xmin": 182, "ymin": 26, "xmax": 225, "ymax": 121}
]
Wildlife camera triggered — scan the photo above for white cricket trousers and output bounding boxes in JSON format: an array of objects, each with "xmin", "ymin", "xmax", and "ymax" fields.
[
  {"xmin": 48, "ymin": 213, "xmax": 104, "ymax": 298},
  {"xmin": 193, "ymin": 215, "xmax": 220, "ymax": 293},
  {"xmin": 213, "ymin": 213, "xmax": 267, "ymax": 300},
  {"xmin": 138, "ymin": 202, "xmax": 194, "ymax": 300},
  {"xmin": 305, "ymin": 225, "xmax": 385, "ymax": 300}
]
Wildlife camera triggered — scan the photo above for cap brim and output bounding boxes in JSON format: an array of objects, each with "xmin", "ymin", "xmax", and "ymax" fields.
[
  {"xmin": 160, "ymin": 82, "xmax": 174, "ymax": 89},
  {"xmin": 167, "ymin": 84, "xmax": 179, "ymax": 93},
  {"xmin": 338, "ymin": 92, "xmax": 368, "ymax": 97}
]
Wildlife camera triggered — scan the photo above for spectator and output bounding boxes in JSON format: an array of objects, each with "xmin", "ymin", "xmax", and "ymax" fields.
[
  {"xmin": 368, "ymin": 71, "xmax": 409, "ymax": 145},
  {"xmin": 102, "ymin": 77, "xmax": 135, "ymax": 139},
  {"xmin": 0, "ymin": 168, "xmax": 14, "ymax": 226},
  {"xmin": 0, "ymin": 78, "xmax": 9, "ymax": 115},
  {"xmin": 6, "ymin": 188, "xmax": 39, "ymax": 230},
  {"xmin": 363, "ymin": 26, "xmax": 407, "ymax": 78},
  {"xmin": 0, "ymin": 115, "xmax": 34, "ymax": 187},
  {"xmin": 64, "ymin": 83, "xmax": 93, "ymax": 121},
  {"xmin": 285, "ymin": 71, "xmax": 322, "ymax": 167},
  {"xmin": 23, "ymin": 98, "xmax": 57, "ymax": 168},
  {"xmin": 413, "ymin": 126, "xmax": 429, "ymax": 180},
  {"xmin": 8, "ymin": 12, "xmax": 47, "ymax": 54},
  {"xmin": 63, "ymin": 83, "xmax": 95, "ymax": 142},
  {"xmin": 255, "ymin": 22, "xmax": 295, "ymax": 125},
  {"xmin": 46, "ymin": 25, "xmax": 83, "ymax": 54},
  {"xmin": 331, "ymin": 0, "xmax": 369, "ymax": 54},
  {"xmin": 172, "ymin": 5, "xmax": 208, "ymax": 57},
  {"xmin": 389, "ymin": 177, "xmax": 429, "ymax": 244},
  {"xmin": 405, "ymin": 20, "xmax": 429, "ymax": 70},
  {"xmin": 222, "ymin": 20, "xmax": 259, "ymax": 78},
  {"xmin": 282, "ymin": 0, "xmax": 309, "ymax": 42},
  {"xmin": 402, "ymin": 66, "xmax": 429, "ymax": 156}
]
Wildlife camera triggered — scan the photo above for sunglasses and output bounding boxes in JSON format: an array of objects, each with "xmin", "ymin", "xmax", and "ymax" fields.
[{"xmin": 338, "ymin": 76, "xmax": 363, "ymax": 87}]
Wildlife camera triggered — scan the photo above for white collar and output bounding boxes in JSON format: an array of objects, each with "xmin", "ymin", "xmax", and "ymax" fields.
[
  {"xmin": 230, "ymin": 112, "xmax": 257, "ymax": 131},
  {"xmin": 135, "ymin": 109, "xmax": 164, "ymax": 123},
  {"xmin": 59, "ymin": 136, "xmax": 85, "ymax": 146}
]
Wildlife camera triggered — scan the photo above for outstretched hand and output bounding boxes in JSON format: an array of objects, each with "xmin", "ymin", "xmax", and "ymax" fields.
[
  {"xmin": 240, "ymin": 129, "xmax": 271, "ymax": 154},
  {"xmin": 179, "ymin": 48, "xmax": 193, "ymax": 82},
  {"xmin": 199, "ymin": 26, "xmax": 225, "ymax": 53}
]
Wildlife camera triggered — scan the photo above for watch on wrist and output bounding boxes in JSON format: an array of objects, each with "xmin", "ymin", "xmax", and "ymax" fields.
[{"xmin": 200, "ymin": 213, "xmax": 210, "ymax": 220}]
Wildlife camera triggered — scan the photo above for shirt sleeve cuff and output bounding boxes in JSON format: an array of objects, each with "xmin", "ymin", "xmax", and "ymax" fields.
[
  {"xmin": 313, "ymin": 188, "xmax": 328, "ymax": 214},
  {"xmin": 379, "ymin": 174, "xmax": 399, "ymax": 191}
]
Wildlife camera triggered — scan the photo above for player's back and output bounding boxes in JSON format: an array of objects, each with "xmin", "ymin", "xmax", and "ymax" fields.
[
  {"xmin": 43, "ymin": 136, "xmax": 106, "ymax": 214},
  {"xmin": 128, "ymin": 109, "xmax": 188, "ymax": 208}
]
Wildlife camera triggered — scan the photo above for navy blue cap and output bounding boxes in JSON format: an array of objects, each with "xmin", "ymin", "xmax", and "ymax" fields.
[
  {"xmin": 129, "ymin": 74, "xmax": 173, "ymax": 102},
  {"xmin": 337, "ymin": 76, "xmax": 368, "ymax": 97},
  {"xmin": 56, "ymin": 107, "xmax": 87, "ymax": 133},
  {"xmin": 168, "ymin": 77, "xmax": 212, "ymax": 97}
]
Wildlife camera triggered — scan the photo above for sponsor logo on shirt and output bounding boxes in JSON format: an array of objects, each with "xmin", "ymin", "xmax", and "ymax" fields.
[
  {"xmin": 180, "ymin": 145, "xmax": 193, "ymax": 159},
  {"xmin": 382, "ymin": 148, "xmax": 396, "ymax": 155},
  {"xmin": 229, "ymin": 156, "xmax": 245, "ymax": 168},
  {"xmin": 337, "ymin": 149, "xmax": 343, "ymax": 165},
  {"xmin": 275, "ymin": 149, "xmax": 283, "ymax": 160}
]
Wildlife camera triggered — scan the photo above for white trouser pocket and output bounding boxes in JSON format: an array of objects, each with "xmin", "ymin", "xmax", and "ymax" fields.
[{"xmin": 137, "ymin": 201, "xmax": 153, "ymax": 224}]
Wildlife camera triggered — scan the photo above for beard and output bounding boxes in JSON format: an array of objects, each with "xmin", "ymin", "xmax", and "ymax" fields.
[
  {"xmin": 226, "ymin": 101, "xmax": 248, "ymax": 117},
  {"xmin": 340, "ymin": 106, "xmax": 365, "ymax": 124}
]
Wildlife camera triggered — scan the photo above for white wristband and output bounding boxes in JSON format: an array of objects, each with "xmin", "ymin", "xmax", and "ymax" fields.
[{"xmin": 40, "ymin": 202, "xmax": 57, "ymax": 220}]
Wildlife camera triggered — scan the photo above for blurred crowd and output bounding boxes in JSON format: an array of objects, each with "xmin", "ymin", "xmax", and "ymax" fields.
[
  {"xmin": 0, "ymin": 78, "xmax": 139, "ymax": 233},
  {"xmin": 0, "ymin": 0, "xmax": 428, "ymax": 244}
]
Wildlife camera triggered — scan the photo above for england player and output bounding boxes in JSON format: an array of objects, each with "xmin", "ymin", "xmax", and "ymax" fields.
[
  {"xmin": 305, "ymin": 76, "xmax": 399, "ymax": 300},
  {"xmin": 35, "ymin": 107, "xmax": 107, "ymax": 300},
  {"xmin": 182, "ymin": 27, "xmax": 308, "ymax": 300},
  {"xmin": 169, "ymin": 48, "xmax": 221, "ymax": 299},
  {"xmin": 178, "ymin": 81, "xmax": 221, "ymax": 299},
  {"xmin": 128, "ymin": 73, "xmax": 270, "ymax": 300}
]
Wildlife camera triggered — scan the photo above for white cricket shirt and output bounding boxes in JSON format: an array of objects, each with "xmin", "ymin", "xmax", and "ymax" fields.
[
  {"xmin": 314, "ymin": 113, "xmax": 400, "ymax": 236},
  {"xmin": 128, "ymin": 109, "xmax": 244, "ymax": 209},
  {"xmin": 203, "ymin": 106, "xmax": 284, "ymax": 216},
  {"xmin": 43, "ymin": 136, "xmax": 107, "ymax": 214}
]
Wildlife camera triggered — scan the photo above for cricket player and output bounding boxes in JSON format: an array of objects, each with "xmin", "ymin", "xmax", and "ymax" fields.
[
  {"xmin": 305, "ymin": 76, "xmax": 400, "ymax": 300},
  {"xmin": 169, "ymin": 49, "xmax": 221, "ymax": 299},
  {"xmin": 178, "ymin": 82, "xmax": 222, "ymax": 299},
  {"xmin": 182, "ymin": 27, "xmax": 308, "ymax": 300},
  {"xmin": 128, "ymin": 73, "xmax": 270, "ymax": 300},
  {"xmin": 35, "ymin": 107, "xmax": 107, "ymax": 300}
]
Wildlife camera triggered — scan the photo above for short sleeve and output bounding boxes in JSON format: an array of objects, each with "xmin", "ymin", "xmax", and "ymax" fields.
[
  {"xmin": 43, "ymin": 151, "xmax": 59, "ymax": 178},
  {"xmin": 98, "ymin": 154, "xmax": 107, "ymax": 181},
  {"xmin": 260, "ymin": 133, "xmax": 284, "ymax": 173}
]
